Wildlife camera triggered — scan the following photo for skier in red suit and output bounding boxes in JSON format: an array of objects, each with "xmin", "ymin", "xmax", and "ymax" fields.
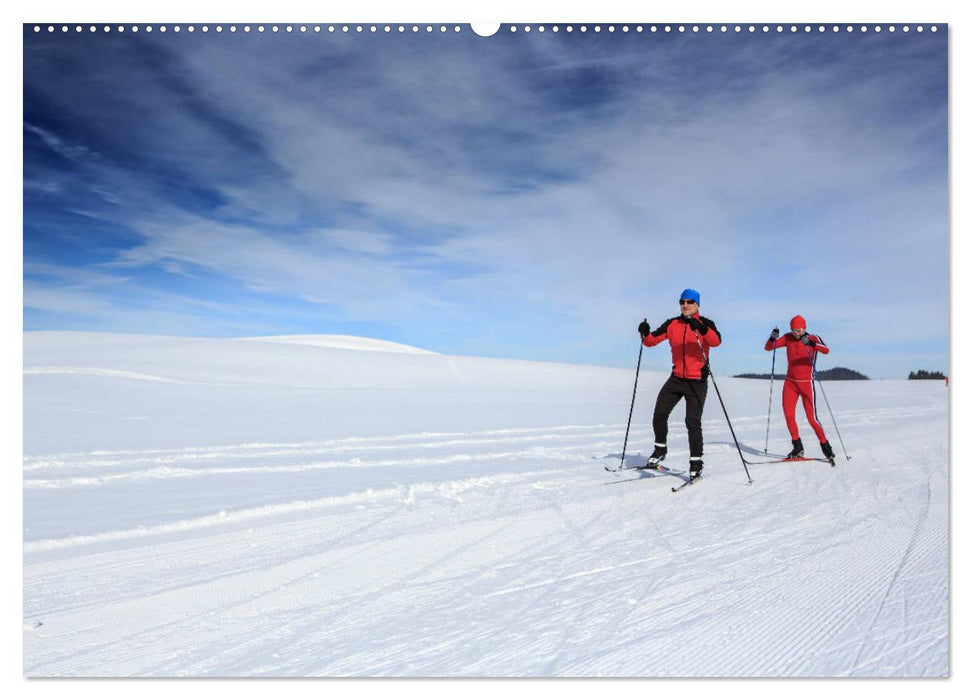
[{"xmin": 764, "ymin": 315, "xmax": 836, "ymax": 462}]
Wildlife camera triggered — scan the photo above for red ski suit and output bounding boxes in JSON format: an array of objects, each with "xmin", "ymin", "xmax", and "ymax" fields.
[
  {"xmin": 644, "ymin": 313, "xmax": 722, "ymax": 379},
  {"xmin": 765, "ymin": 333, "xmax": 830, "ymax": 442}
]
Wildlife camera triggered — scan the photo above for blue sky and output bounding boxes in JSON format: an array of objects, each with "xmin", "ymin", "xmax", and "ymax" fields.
[{"xmin": 23, "ymin": 24, "xmax": 948, "ymax": 378}]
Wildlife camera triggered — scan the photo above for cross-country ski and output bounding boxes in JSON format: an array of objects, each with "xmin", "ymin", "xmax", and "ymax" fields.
[{"xmin": 671, "ymin": 475, "xmax": 702, "ymax": 492}]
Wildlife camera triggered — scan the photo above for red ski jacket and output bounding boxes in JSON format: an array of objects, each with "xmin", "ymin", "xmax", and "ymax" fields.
[
  {"xmin": 643, "ymin": 314, "xmax": 722, "ymax": 380},
  {"xmin": 765, "ymin": 333, "xmax": 829, "ymax": 382}
]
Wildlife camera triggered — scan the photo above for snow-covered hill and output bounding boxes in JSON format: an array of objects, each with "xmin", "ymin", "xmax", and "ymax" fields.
[
  {"xmin": 22, "ymin": 332, "xmax": 948, "ymax": 676},
  {"xmin": 240, "ymin": 334, "xmax": 439, "ymax": 354}
]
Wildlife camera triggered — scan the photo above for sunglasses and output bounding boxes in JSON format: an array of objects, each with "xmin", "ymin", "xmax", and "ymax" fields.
[{"xmin": 679, "ymin": 299, "xmax": 698, "ymax": 305}]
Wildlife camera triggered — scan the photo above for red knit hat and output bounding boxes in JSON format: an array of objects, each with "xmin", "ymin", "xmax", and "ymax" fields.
[{"xmin": 790, "ymin": 315, "xmax": 806, "ymax": 330}]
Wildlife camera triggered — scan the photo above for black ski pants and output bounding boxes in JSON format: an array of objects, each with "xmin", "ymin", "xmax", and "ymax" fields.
[{"xmin": 652, "ymin": 374, "xmax": 709, "ymax": 458}]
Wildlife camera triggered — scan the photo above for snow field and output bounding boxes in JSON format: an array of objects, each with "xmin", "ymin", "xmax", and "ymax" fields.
[{"xmin": 23, "ymin": 333, "xmax": 948, "ymax": 676}]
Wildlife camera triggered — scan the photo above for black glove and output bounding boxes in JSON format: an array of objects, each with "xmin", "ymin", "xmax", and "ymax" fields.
[
  {"xmin": 638, "ymin": 321, "xmax": 651, "ymax": 336},
  {"xmin": 801, "ymin": 334, "xmax": 816, "ymax": 347},
  {"xmin": 686, "ymin": 316, "xmax": 707, "ymax": 333},
  {"xmin": 769, "ymin": 327, "xmax": 780, "ymax": 341}
]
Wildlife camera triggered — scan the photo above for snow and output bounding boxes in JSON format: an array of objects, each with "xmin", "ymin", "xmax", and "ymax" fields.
[
  {"xmin": 22, "ymin": 331, "xmax": 948, "ymax": 677},
  {"xmin": 239, "ymin": 334, "xmax": 439, "ymax": 355}
]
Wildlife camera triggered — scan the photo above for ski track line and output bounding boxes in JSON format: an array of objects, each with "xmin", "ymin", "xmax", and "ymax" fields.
[
  {"xmin": 410, "ymin": 501, "xmax": 638, "ymax": 676},
  {"xmin": 741, "ymin": 537, "xmax": 873, "ymax": 674},
  {"xmin": 581, "ymin": 576, "xmax": 741, "ymax": 675},
  {"xmin": 23, "ymin": 469, "xmax": 560, "ymax": 553},
  {"xmin": 588, "ymin": 470, "xmax": 687, "ymax": 670},
  {"xmin": 481, "ymin": 517, "xmax": 728, "ymax": 602},
  {"xmin": 776, "ymin": 456, "xmax": 945, "ymax": 676},
  {"xmin": 502, "ymin": 500, "xmax": 621, "ymax": 603},
  {"xmin": 25, "ymin": 429, "xmax": 620, "ymax": 472},
  {"xmin": 172, "ymin": 506, "xmax": 467, "ymax": 677},
  {"xmin": 848, "ymin": 628, "xmax": 947, "ymax": 676},
  {"xmin": 291, "ymin": 476, "xmax": 639, "ymax": 674},
  {"xmin": 535, "ymin": 526, "xmax": 688, "ymax": 677},
  {"xmin": 25, "ymin": 499, "xmax": 416, "ymax": 621},
  {"xmin": 845, "ymin": 466, "xmax": 936, "ymax": 676},
  {"xmin": 28, "ymin": 492, "xmax": 544, "ymax": 675},
  {"xmin": 24, "ymin": 392, "xmax": 935, "ymax": 469},
  {"xmin": 24, "ymin": 423, "xmax": 623, "ymax": 466},
  {"xmin": 735, "ymin": 546, "xmax": 890, "ymax": 674},
  {"xmin": 27, "ymin": 526, "xmax": 407, "ymax": 677},
  {"xmin": 24, "ymin": 366, "xmax": 196, "ymax": 384},
  {"xmin": 27, "ymin": 400, "xmax": 929, "ymax": 476},
  {"xmin": 554, "ymin": 547, "xmax": 741, "ymax": 674},
  {"xmin": 24, "ymin": 365, "xmax": 327, "ymax": 389},
  {"xmin": 671, "ymin": 517, "xmax": 824, "ymax": 673},
  {"xmin": 23, "ymin": 430, "xmax": 626, "ymax": 489},
  {"xmin": 561, "ymin": 490, "xmax": 706, "ymax": 670},
  {"xmin": 233, "ymin": 515, "xmax": 532, "ymax": 676},
  {"xmin": 453, "ymin": 481, "xmax": 610, "ymax": 606},
  {"xmin": 633, "ymin": 466, "xmax": 887, "ymax": 675},
  {"xmin": 23, "ymin": 446, "xmax": 608, "ymax": 489}
]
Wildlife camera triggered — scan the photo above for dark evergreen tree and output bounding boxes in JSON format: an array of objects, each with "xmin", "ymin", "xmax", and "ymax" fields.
[{"xmin": 909, "ymin": 370, "xmax": 946, "ymax": 380}]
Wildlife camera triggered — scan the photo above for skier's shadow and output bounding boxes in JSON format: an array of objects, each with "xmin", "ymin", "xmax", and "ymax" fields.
[
  {"xmin": 707, "ymin": 440, "xmax": 787, "ymax": 461},
  {"xmin": 599, "ymin": 452, "xmax": 688, "ymax": 485},
  {"xmin": 598, "ymin": 451, "xmax": 646, "ymax": 470}
]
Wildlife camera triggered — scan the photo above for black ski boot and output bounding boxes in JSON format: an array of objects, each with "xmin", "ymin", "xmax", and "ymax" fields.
[
  {"xmin": 645, "ymin": 444, "xmax": 667, "ymax": 468},
  {"xmin": 786, "ymin": 438, "xmax": 804, "ymax": 460},
  {"xmin": 820, "ymin": 441, "xmax": 836, "ymax": 466},
  {"xmin": 689, "ymin": 458, "xmax": 703, "ymax": 480}
]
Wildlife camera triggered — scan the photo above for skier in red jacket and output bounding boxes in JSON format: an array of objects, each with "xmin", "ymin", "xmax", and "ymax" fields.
[
  {"xmin": 637, "ymin": 288, "xmax": 721, "ymax": 478},
  {"xmin": 764, "ymin": 315, "xmax": 836, "ymax": 463}
]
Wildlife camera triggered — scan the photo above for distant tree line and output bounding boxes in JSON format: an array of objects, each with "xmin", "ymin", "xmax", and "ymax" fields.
[
  {"xmin": 908, "ymin": 370, "xmax": 947, "ymax": 380},
  {"xmin": 734, "ymin": 366, "xmax": 869, "ymax": 380},
  {"xmin": 817, "ymin": 367, "xmax": 869, "ymax": 380}
]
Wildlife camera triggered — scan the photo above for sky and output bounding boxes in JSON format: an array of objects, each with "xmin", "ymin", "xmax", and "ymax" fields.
[{"xmin": 22, "ymin": 22, "xmax": 948, "ymax": 379}]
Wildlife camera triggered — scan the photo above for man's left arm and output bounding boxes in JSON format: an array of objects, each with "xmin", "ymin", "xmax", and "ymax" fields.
[{"xmin": 695, "ymin": 317, "xmax": 722, "ymax": 347}]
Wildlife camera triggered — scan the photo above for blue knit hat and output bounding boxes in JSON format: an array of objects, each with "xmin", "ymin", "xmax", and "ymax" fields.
[{"xmin": 680, "ymin": 288, "xmax": 700, "ymax": 304}]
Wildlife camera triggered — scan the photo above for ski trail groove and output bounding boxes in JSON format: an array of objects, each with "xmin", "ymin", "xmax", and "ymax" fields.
[{"xmin": 845, "ymin": 468, "xmax": 934, "ymax": 675}]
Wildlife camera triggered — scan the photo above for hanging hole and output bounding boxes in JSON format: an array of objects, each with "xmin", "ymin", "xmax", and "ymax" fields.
[{"xmin": 471, "ymin": 23, "xmax": 500, "ymax": 37}]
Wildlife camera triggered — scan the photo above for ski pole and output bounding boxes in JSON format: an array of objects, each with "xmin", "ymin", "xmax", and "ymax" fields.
[
  {"xmin": 763, "ymin": 337, "xmax": 778, "ymax": 453},
  {"xmin": 690, "ymin": 329, "xmax": 753, "ymax": 484},
  {"xmin": 811, "ymin": 352, "xmax": 852, "ymax": 461},
  {"xmin": 618, "ymin": 320, "xmax": 647, "ymax": 471}
]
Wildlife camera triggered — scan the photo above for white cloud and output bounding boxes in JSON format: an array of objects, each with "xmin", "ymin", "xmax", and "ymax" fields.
[{"xmin": 23, "ymin": 29, "xmax": 947, "ymax": 374}]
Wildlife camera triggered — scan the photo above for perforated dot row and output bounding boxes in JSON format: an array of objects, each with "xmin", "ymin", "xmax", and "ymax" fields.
[
  {"xmin": 508, "ymin": 24, "xmax": 938, "ymax": 34},
  {"xmin": 32, "ymin": 24, "xmax": 940, "ymax": 35},
  {"xmin": 32, "ymin": 25, "xmax": 467, "ymax": 34}
]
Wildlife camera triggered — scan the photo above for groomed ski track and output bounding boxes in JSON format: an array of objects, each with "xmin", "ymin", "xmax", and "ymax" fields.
[
  {"xmin": 25, "ymin": 422, "xmax": 947, "ymax": 676},
  {"xmin": 23, "ymin": 334, "xmax": 948, "ymax": 677}
]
